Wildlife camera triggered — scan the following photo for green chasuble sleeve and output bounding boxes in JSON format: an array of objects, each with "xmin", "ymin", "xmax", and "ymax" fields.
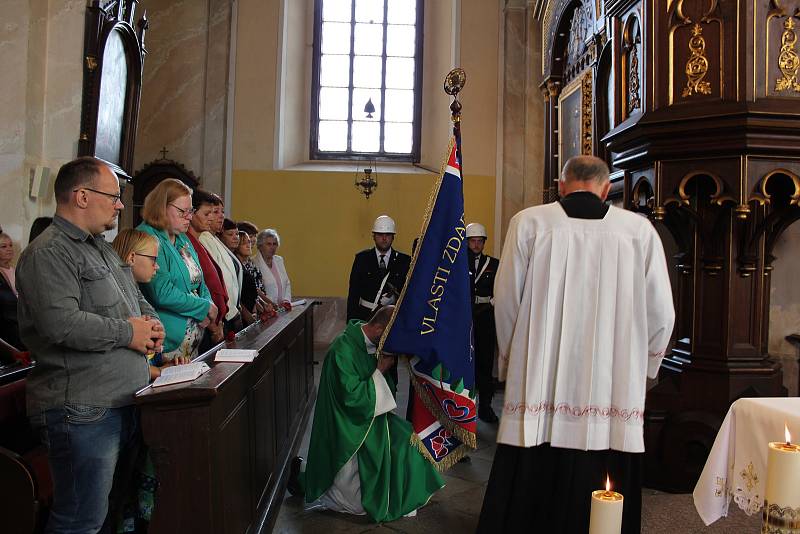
[{"xmin": 301, "ymin": 321, "xmax": 444, "ymax": 522}]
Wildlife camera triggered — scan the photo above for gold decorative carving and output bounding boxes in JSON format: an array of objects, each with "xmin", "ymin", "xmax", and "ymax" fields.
[
  {"xmin": 85, "ymin": 55, "xmax": 98, "ymax": 72},
  {"xmin": 629, "ymin": 43, "xmax": 641, "ymax": 110},
  {"xmin": 735, "ymin": 204, "xmax": 751, "ymax": 219},
  {"xmin": 662, "ymin": 172, "xmax": 736, "ymax": 212},
  {"xmin": 581, "ymin": 74, "xmax": 593, "ymax": 154},
  {"xmin": 775, "ymin": 17, "xmax": 800, "ymax": 93},
  {"xmin": 547, "ymin": 80, "xmax": 560, "ymax": 98},
  {"xmin": 682, "ymin": 23, "xmax": 712, "ymax": 97},
  {"xmin": 622, "ymin": 15, "xmax": 641, "ymax": 115},
  {"xmin": 758, "ymin": 169, "xmax": 800, "ymax": 206}
]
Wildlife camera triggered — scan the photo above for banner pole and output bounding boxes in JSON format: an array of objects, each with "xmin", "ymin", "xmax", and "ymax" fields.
[{"xmin": 444, "ymin": 68, "xmax": 467, "ymax": 171}]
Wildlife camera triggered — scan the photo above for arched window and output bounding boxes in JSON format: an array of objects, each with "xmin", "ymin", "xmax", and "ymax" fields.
[{"xmin": 310, "ymin": 0, "xmax": 424, "ymax": 162}]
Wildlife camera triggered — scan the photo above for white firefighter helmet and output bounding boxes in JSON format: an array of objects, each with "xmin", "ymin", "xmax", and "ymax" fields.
[
  {"xmin": 466, "ymin": 222, "xmax": 487, "ymax": 239},
  {"xmin": 372, "ymin": 215, "xmax": 396, "ymax": 234}
]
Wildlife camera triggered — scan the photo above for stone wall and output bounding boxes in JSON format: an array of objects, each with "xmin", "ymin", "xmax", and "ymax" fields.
[
  {"xmin": 498, "ymin": 0, "xmax": 545, "ymax": 244},
  {"xmin": 133, "ymin": 0, "xmax": 234, "ymax": 196},
  {"xmin": 0, "ymin": 0, "xmax": 84, "ymax": 247}
]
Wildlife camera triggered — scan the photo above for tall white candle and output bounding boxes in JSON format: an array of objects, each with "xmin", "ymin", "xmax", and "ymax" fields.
[
  {"xmin": 764, "ymin": 425, "xmax": 800, "ymax": 510},
  {"xmin": 589, "ymin": 476, "xmax": 624, "ymax": 534}
]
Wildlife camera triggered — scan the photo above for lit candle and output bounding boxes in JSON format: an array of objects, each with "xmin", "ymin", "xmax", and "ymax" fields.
[
  {"xmin": 589, "ymin": 475, "xmax": 624, "ymax": 534},
  {"xmin": 763, "ymin": 424, "xmax": 800, "ymax": 529}
]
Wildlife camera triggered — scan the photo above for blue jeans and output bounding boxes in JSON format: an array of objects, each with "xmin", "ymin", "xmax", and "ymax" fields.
[{"xmin": 37, "ymin": 404, "xmax": 140, "ymax": 534}]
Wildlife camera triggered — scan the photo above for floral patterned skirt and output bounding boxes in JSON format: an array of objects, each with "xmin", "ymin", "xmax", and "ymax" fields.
[{"xmin": 162, "ymin": 318, "xmax": 204, "ymax": 361}]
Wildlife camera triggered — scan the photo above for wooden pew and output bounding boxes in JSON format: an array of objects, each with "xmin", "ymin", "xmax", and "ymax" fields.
[
  {"xmin": 135, "ymin": 304, "xmax": 316, "ymax": 534},
  {"xmin": 0, "ymin": 366, "xmax": 52, "ymax": 533}
]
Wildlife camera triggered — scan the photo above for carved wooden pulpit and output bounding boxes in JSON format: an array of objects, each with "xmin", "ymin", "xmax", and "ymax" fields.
[{"xmin": 538, "ymin": 0, "xmax": 799, "ymax": 491}]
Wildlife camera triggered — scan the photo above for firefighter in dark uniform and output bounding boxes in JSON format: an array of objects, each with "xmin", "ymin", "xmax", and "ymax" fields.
[
  {"xmin": 347, "ymin": 215, "xmax": 410, "ymax": 386},
  {"xmin": 467, "ymin": 222, "xmax": 500, "ymax": 423},
  {"xmin": 347, "ymin": 215, "xmax": 411, "ymax": 321}
]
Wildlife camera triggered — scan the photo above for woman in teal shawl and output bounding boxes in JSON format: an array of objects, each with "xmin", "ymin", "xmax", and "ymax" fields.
[{"xmin": 136, "ymin": 179, "xmax": 217, "ymax": 359}]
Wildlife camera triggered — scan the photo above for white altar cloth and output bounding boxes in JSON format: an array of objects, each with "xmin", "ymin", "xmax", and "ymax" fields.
[{"xmin": 693, "ymin": 397, "xmax": 800, "ymax": 525}]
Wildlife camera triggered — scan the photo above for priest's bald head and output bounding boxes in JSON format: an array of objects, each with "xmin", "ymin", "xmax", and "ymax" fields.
[
  {"xmin": 362, "ymin": 305, "xmax": 395, "ymax": 345},
  {"xmin": 558, "ymin": 155, "xmax": 611, "ymax": 201}
]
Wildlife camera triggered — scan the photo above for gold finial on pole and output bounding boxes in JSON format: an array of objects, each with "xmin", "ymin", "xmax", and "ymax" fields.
[
  {"xmin": 444, "ymin": 68, "xmax": 466, "ymax": 167},
  {"xmin": 444, "ymin": 68, "xmax": 467, "ymax": 132}
]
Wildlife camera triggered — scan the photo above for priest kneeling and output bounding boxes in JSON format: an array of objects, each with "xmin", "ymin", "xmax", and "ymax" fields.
[{"xmin": 289, "ymin": 306, "xmax": 444, "ymax": 521}]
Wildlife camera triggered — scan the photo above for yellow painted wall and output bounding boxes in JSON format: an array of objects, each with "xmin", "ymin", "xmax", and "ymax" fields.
[
  {"xmin": 231, "ymin": 0, "xmax": 500, "ymax": 297},
  {"xmin": 232, "ymin": 169, "xmax": 495, "ymax": 297}
]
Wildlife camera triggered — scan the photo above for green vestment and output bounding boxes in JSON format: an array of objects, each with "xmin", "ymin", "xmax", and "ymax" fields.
[{"xmin": 301, "ymin": 320, "xmax": 444, "ymax": 522}]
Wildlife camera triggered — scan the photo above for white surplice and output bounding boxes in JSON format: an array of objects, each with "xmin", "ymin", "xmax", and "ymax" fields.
[{"xmin": 494, "ymin": 202, "xmax": 675, "ymax": 453}]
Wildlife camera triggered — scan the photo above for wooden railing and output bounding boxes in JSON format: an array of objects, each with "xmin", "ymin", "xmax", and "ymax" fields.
[{"xmin": 135, "ymin": 304, "xmax": 316, "ymax": 533}]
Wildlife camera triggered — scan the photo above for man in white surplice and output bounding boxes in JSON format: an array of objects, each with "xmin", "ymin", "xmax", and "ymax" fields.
[{"xmin": 477, "ymin": 155, "xmax": 675, "ymax": 534}]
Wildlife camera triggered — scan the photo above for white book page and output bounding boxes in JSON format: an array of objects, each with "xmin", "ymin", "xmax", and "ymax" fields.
[
  {"xmin": 152, "ymin": 362, "xmax": 210, "ymax": 388},
  {"xmin": 215, "ymin": 349, "xmax": 258, "ymax": 362}
]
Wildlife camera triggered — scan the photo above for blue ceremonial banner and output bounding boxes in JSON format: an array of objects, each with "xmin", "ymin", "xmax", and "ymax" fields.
[{"xmin": 379, "ymin": 138, "xmax": 477, "ymax": 469}]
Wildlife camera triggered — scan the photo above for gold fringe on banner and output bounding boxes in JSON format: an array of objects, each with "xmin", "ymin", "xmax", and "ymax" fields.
[
  {"xmin": 407, "ymin": 359, "xmax": 477, "ymax": 448},
  {"xmin": 409, "ymin": 431, "xmax": 472, "ymax": 472}
]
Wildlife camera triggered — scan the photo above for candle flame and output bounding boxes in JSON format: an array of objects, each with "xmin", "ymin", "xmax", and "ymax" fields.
[
  {"xmin": 786, "ymin": 423, "xmax": 792, "ymax": 444},
  {"xmin": 606, "ymin": 475, "xmax": 611, "ymax": 492}
]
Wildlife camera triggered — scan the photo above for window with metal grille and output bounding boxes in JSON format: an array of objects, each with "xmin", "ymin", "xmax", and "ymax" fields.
[{"xmin": 310, "ymin": 0, "xmax": 424, "ymax": 161}]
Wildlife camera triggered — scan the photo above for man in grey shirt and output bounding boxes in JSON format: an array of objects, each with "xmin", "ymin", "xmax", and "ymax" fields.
[{"xmin": 17, "ymin": 157, "xmax": 165, "ymax": 534}]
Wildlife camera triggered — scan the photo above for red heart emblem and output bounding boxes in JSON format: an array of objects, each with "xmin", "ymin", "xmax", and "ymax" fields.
[{"xmin": 443, "ymin": 398, "xmax": 469, "ymax": 420}]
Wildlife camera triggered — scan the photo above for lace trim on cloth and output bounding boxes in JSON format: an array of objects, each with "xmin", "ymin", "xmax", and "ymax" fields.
[
  {"xmin": 711, "ymin": 462, "xmax": 763, "ymax": 518},
  {"xmin": 503, "ymin": 401, "xmax": 644, "ymax": 422}
]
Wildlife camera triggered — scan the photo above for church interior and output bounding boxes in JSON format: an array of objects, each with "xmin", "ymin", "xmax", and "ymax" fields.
[{"xmin": 1, "ymin": 0, "xmax": 800, "ymax": 532}]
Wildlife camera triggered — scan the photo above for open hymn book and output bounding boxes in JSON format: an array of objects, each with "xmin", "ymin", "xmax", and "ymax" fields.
[{"xmin": 151, "ymin": 362, "xmax": 210, "ymax": 388}]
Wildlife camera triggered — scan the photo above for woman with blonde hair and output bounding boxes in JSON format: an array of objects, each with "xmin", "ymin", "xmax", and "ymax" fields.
[
  {"xmin": 0, "ymin": 232, "xmax": 24, "ymax": 350},
  {"xmin": 136, "ymin": 179, "xmax": 217, "ymax": 360},
  {"xmin": 112, "ymin": 229, "xmax": 160, "ymax": 288},
  {"xmin": 112, "ymin": 228, "xmax": 188, "ymax": 531}
]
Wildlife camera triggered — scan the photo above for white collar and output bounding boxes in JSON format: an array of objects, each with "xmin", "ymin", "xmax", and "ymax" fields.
[
  {"xmin": 361, "ymin": 326, "xmax": 377, "ymax": 354},
  {"xmin": 375, "ymin": 247, "xmax": 393, "ymax": 262}
]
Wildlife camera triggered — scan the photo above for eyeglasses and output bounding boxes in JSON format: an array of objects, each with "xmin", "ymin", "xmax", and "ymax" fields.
[
  {"xmin": 74, "ymin": 187, "xmax": 122, "ymax": 204},
  {"xmin": 169, "ymin": 204, "xmax": 196, "ymax": 218},
  {"xmin": 134, "ymin": 253, "xmax": 158, "ymax": 265}
]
